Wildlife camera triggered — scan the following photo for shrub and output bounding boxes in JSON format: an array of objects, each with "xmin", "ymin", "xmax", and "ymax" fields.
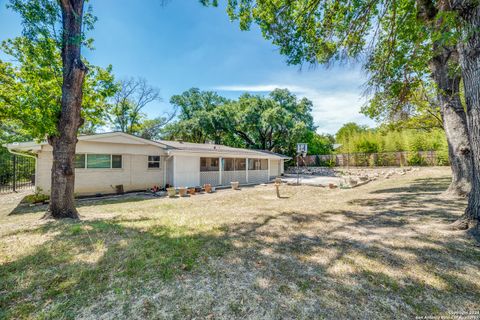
[
  {"xmin": 23, "ymin": 188, "xmax": 49, "ymax": 204},
  {"xmin": 407, "ymin": 152, "xmax": 427, "ymax": 166}
]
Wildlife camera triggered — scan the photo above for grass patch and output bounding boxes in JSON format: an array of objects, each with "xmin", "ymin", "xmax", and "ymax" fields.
[
  {"xmin": 0, "ymin": 168, "xmax": 479, "ymax": 319},
  {"xmin": 0, "ymin": 219, "xmax": 229, "ymax": 319}
]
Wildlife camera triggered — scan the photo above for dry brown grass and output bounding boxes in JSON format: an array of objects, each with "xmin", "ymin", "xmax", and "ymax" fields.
[{"xmin": 1, "ymin": 167, "xmax": 479, "ymax": 319}]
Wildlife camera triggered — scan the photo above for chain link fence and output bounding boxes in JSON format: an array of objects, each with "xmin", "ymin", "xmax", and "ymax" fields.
[{"xmin": 301, "ymin": 151, "xmax": 449, "ymax": 167}]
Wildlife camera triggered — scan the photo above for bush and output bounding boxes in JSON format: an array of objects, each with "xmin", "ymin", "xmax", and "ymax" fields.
[
  {"xmin": 407, "ymin": 152, "xmax": 427, "ymax": 166},
  {"xmin": 436, "ymin": 148, "xmax": 450, "ymax": 166},
  {"xmin": 23, "ymin": 188, "xmax": 49, "ymax": 204},
  {"xmin": 318, "ymin": 158, "xmax": 336, "ymax": 167}
]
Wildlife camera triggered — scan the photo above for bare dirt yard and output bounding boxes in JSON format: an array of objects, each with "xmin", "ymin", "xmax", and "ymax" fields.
[{"xmin": 1, "ymin": 167, "xmax": 479, "ymax": 319}]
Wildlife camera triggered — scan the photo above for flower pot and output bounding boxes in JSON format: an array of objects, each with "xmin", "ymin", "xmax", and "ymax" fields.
[
  {"xmin": 178, "ymin": 187, "xmax": 187, "ymax": 197},
  {"xmin": 204, "ymin": 184, "xmax": 212, "ymax": 193},
  {"xmin": 167, "ymin": 187, "xmax": 176, "ymax": 197},
  {"xmin": 231, "ymin": 181, "xmax": 239, "ymax": 190},
  {"xmin": 188, "ymin": 187, "xmax": 196, "ymax": 195}
]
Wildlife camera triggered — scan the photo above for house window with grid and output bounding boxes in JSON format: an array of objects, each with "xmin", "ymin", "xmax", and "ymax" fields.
[
  {"xmin": 200, "ymin": 157, "xmax": 219, "ymax": 171},
  {"xmin": 148, "ymin": 156, "xmax": 161, "ymax": 169}
]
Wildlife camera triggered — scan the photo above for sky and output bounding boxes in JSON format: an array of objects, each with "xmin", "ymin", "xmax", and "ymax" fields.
[{"xmin": 0, "ymin": 0, "xmax": 376, "ymax": 134}]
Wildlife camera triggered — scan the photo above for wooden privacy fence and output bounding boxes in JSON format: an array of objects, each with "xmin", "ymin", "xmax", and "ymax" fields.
[{"xmin": 301, "ymin": 151, "xmax": 448, "ymax": 167}]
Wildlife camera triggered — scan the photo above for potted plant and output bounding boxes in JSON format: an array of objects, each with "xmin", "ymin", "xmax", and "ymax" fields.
[
  {"xmin": 231, "ymin": 181, "xmax": 239, "ymax": 190},
  {"xmin": 167, "ymin": 187, "xmax": 176, "ymax": 197},
  {"xmin": 178, "ymin": 187, "xmax": 187, "ymax": 197}
]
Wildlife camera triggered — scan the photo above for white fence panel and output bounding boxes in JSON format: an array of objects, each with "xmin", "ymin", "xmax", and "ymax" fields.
[{"xmin": 200, "ymin": 171, "xmax": 220, "ymax": 186}]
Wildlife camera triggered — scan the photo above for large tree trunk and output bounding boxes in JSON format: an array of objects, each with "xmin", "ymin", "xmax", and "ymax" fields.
[
  {"xmin": 418, "ymin": 0, "xmax": 472, "ymax": 197},
  {"xmin": 453, "ymin": 2, "xmax": 480, "ymax": 231},
  {"xmin": 45, "ymin": 0, "xmax": 87, "ymax": 219},
  {"xmin": 429, "ymin": 48, "xmax": 472, "ymax": 198}
]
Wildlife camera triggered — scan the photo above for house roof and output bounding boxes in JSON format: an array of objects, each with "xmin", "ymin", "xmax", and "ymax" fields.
[
  {"xmin": 4, "ymin": 132, "xmax": 291, "ymax": 160},
  {"xmin": 157, "ymin": 139, "xmax": 291, "ymax": 159}
]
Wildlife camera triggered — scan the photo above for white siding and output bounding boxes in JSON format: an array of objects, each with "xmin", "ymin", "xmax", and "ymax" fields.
[
  {"xmin": 166, "ymin": 157, "xmax": 174, "ymax": 186},
  {"xmin": 173, "ymin": 155, "xmax": 200, "ymax": 187},
  {"xmin": 36, "ymin": 150, "xmax": 52, "ymax": 194},
  {"xmin": 248, "ymin": 170, "xmax": 269, "ymax": 184},
  {"xmin": 269, "ymin": 160, "xmax": 280, "ymax": 179}
]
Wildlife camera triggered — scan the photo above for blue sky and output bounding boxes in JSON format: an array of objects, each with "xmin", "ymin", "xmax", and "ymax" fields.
[{"xmin": 0, "ymin": 0, "xmax": 375, "ymax": 134}]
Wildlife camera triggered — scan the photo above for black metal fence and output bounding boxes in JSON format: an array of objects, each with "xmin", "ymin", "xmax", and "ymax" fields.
[{"xmin": 0, "ymin": 152, "xmax": 36, "ymax": 193}]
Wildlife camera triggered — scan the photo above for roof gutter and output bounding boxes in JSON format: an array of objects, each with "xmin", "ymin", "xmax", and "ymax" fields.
[{"xmin": 6, "ymin": 148, "xmax": 37, "ymax": 159}]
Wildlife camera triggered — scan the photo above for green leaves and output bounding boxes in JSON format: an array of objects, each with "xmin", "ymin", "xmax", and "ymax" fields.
[
  {"xmin": 164, "ymin": 88, "xmax": 316, "ymax": 155},
  {"xmin": 0, "ymin": 0, "xmax": 114, "ymax": 140}
]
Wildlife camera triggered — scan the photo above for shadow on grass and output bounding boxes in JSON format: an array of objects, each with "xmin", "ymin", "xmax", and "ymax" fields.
[
  {"xmin": 0, "ymin": 219, "xmax": 230, "ymax": 319},
  {"xmin": 8, "ymin": 194, "xmax": 154, "ymax": 216},
  {"xmin": 217, "ymin": 208, "xmax": 480, "ymax": 318},
  {"xmin": 348, "ymin": 176, "xmax": 465, "ymax": 222},
  {"xmin": 2, "ymin": 176, "xmax": 479, "ymax": 319},
  {"xmin": 210, "ymin": 176, "xmax": 479, "ymax": 318}
]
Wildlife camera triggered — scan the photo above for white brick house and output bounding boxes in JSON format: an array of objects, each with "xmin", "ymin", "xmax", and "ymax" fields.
[{"xmin": 6, "ymin": 132, "xmax": 290, "ymax": 195}]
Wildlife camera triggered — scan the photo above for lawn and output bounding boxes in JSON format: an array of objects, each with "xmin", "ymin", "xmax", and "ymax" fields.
[{"xmin": 0, "ymin": 167, "xmax": 479, "ymax": 319}]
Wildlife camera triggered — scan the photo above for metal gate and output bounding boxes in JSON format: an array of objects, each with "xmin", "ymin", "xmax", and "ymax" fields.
[{"xmin": 0, "ymin": 153, "xmax": 36, "ymax": 193}]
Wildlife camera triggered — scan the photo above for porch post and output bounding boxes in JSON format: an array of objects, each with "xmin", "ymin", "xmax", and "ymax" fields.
[
  {"xmin": 267, "ymin": 158, "xmax": 270, "ymax": 181},
  {"xmin": 219, "ymin": 157, "xmax": 222, "ymax": 186},
  {"xmin": 246, "ymin": 157, "xmax": 249, "ymax": 184},
  {"xmin": 172, "ymin": 156, "xmax": 176, "ymax": 187}
]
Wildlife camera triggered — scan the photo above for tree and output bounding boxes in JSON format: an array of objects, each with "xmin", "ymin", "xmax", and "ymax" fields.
[
  {"xmin": 138, "ymin": 116, "xmax": 176, "ymax": 140},
  {"xmin": 4, "ymin": 0, "xmax": 115, "ymax": 219},
  {"xmin": 303, "ymin": 131, "xmax": 334, "ymax": 155},
  {"xmin": 210, "ymin": 0, "xmax": 480, "ymax": 230},
  {"xmin": 452, "ymin": 1, "xmax": 480, "ymax": 231},
  {"xmin": 164, "ymin": 88, "xmax": 316, "ymax": 156},
  {"xmin": 163, "ymin": 88, "xmax": 231, "ymax": 143},
  {"xmin": 364, "ymin": 0, "xmax": 471, "ymax": 197},
  {"xmin": 108, "ymin": 77, "xmax": 161, "ymax": 134}
]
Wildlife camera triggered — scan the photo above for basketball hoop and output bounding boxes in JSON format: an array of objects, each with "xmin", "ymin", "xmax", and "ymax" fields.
[{"xmin": 296, "ymin": 143, "xmax": 308, "ymax": 185}]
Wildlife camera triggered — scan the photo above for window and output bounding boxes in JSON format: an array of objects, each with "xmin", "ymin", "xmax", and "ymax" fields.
[
  {"xmin": 260, "ymin": 159, "xmax": 268, "ymax": 170},
  {"xmin": 200, "ymin": 157, "xmax": 219, "ymax": 172},
  {"xmin": 248, "ymin": 159, "xmax": 256, "ymax": 170},
  {"xmin": 87, "ymin": 154, "xmax": 111, "ymax": 168},
  {"xmin": 112, "ymin": 155, "xmax": 122, "ymax": 168},
  {"xmin": 80, "ymin": 154, "xmax": 122, "ymax": 169},
  {"xmin": 74, "ymin": 154, "xmax": 85, "ymax": 168},
  {"xmin": 248, "ymin": 159, "xmax": 268, "ymax": 170},
  {"xmin": 148, "ymin": 156, "xmax": 161, "ymax": 169},
  {"xmin": 235, "ymin": 158, "xmax": 246, "ymax": 170},
  {"xmin": 223, "ymin": 158, "xmax": 234, "ymax": 171}
]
